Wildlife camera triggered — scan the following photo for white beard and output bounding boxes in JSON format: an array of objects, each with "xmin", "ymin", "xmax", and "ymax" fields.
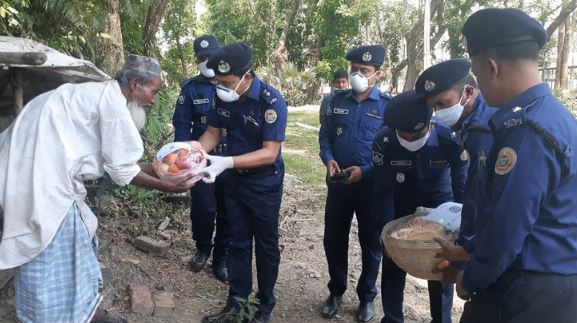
[{"xmin": 127, "ymin": 101, "xmax": 147, "ymax": 131}]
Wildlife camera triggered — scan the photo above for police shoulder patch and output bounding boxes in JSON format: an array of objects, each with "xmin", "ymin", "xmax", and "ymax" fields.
[
  {"xmin": 460, "ymin": 149, "xmax": 469, "ymax": 161},
  {"xmin": 494, "ymin": 147, "xmax": 517, "ymax": 175},
  {"xmin": 177, "ymin": 94, "xmax": 185, "ymax": 104},
  {"xmin": 265, "ymin": 109, "xmax": 278, "ymax": 124},
  {"xmin": 372, "ymin": 151, "xmax": 384, "ymax": 166}
]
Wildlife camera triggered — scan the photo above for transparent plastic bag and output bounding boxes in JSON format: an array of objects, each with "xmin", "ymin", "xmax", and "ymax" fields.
[{"xmin": 152, "ymin": 141, "xmax": 207, "ymax": 183}]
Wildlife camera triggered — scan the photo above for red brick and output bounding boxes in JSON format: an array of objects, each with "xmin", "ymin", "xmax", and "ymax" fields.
[
  {"xmin": 153, "ymin": 291, "xmax": 175, "ymax": 318},
  {"xmin": 128, "ymin": 285, "xmax": 154, "ymax": 316}
]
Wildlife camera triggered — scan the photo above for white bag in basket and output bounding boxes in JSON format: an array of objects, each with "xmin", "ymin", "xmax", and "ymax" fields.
[
  {"xmin": 423, "ymin": 202, "xmax": 462, "ymax": 232},
  {"xmin": 152, "ymin": 141, "xmax": 207, "ymax": 183}
]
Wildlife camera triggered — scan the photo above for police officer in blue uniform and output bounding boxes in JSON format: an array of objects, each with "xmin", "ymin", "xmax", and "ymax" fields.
[
  {"xmin": 197, "ymin": 43, "xmax": 287, "ymax": 323},
  {"xmin": 455, "ymin": 8, "xmax": 577, "ymax": 323},
  {"xmin": 319, "ymin": 70, "xmax": 349, "ymax": 125},
  {"xmin": 172, "ymin": 35, "xmax": 229, "ymax": 282},
  {"xmin": 371, "ymin": 90, "xmax": 468, "ymax": 323},
  {"xmin": 319, "ymin": 45, "xmax": 391, "ymax": 322},
  {"xmin": 415, "ymin": 59, "xmax": 497, "ymax": 279}
]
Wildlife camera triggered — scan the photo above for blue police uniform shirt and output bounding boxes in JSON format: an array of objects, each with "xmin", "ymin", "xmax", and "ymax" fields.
[
  {"xmin": 462, "ymin": 83, "xmax": 577, "ymax": 294},
  {"xmin": 207, "ymin": 76, "xmax": 287, "ymax": 166},
  {"xmin": 457, "ymin": 94, "xmax": 498, "ymax": 250},
  {"xmin": 319, "ymin": 93, "xmax": 332, "ymax": 124},
  {"xmin": 173, "ymin": 75, "xmax": 219, "ymax": 142},
  {"xmin": 319, "ymin": 87, "xmax": 391, "ymax": 177},
  {"xmin": 371, "ymin": 119, "xmax": 469, "ymax": 223}
]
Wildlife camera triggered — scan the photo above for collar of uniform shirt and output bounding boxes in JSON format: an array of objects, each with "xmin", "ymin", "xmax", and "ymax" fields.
[
  {"xmin": 244, "ymin": 75, "xmax": 262, "ymax": 101},
  {"xmin": 488, "ymin": 83, "xmax": 551, "ymax": 132},
  {"xmin": 344, "ymin": 86, "xmax": 381, "ymax": 101},
  {"xmin": 461, "ymin": 94, "xmax": 484, "ymax": 129}
]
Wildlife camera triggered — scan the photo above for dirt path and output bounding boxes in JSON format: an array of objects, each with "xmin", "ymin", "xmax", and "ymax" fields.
[{"xmin": 0, "ymin": 174, "xmax": 464, "ymax": 323}]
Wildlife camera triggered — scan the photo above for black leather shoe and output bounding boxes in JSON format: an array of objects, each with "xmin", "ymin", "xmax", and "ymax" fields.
[
  {"xmin": 189, "ymin": 248, "xmax": 211, "ymax": 272},
  {"xmin": 251, "ymin": 310, "xmax": 271, "ymax": 323},
  {"xmin": 322, "ymin": 294, "xmax": 342, "ymax": 318},
  {"xmin": 201, "ymin": 305, "xmax": 238, "ymax": 323},
  {"xmin": 213, "ymin": 257, "xmax": 228, "ymax": 283},
  {"xmin": 357, "ymin": 301, "xmax": 375, "ymax": 322}
]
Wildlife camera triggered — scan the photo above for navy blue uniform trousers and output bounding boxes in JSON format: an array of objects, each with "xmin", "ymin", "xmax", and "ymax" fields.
[
  {"xmin": 190, "ymin": 173, "xmax": 229, "ymax": 260},
  {"xmin": 324, "ymin": 177, "xmax": 382, "ymax": 303},
  {"xmin": 460, "ymin": 270, "xmax": 577, "ymax": 323},
  {"xmin": 225, "ymin": 163, "xmax": 284, "ymax": 313}
]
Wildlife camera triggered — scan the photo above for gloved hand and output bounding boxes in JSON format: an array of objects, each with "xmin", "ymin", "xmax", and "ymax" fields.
[{"xmin": 199, "ymin": 155, "xmax": 234, "ymax": 183}]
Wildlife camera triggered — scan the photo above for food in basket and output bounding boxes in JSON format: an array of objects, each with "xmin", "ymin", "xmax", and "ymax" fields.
[
  {"xmin": 153, "ymin": 141, "xmax": 207, "ymax": 182},
  {"xmin": 391, "ymin": 217, "xmax": 456, "ymax": 241}
]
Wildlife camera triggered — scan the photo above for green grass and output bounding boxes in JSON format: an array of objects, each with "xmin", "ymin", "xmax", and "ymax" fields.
[{"xmin": 283, "ymin": 110, "xmax": 326, "ymax": 188}]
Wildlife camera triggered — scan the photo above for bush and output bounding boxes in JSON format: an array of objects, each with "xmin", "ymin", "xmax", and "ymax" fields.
[{"xmin": 258, "ymin": 63, "xmax": 321, "ymax": 106}]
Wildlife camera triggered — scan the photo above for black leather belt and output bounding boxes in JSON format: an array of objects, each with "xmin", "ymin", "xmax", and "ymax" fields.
[{"xmin": 235, "ymin": 165, "xmax": 275, "ymax": 175}]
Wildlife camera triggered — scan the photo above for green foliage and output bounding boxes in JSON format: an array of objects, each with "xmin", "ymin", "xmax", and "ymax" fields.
[
  {"xmin": 141, "ymin": 88, "xmax": 179, "ymax": 162},
  {"xmin": 233, "ymin": 296, "xmax": 260, "ymax": 323},
  {"xmin": 258, "ymin": 63, "xmax": 317, "ymax": 106},
  {"xmin": 2, "ymin": 0, "xmax": 110, "ymax": 62}
]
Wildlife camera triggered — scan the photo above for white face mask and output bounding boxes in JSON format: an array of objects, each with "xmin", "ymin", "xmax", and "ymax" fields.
[
  {"xmin": 350, "ymin": 71, "xmax": 377, "ymax": 93},
  {"xmin": 127, "ymin": 101, "xmax": 147, "ymax": 131},
  {"xmin": 198, "ymin": 61, "xmax": 215, "ymax": 78},
  {"xmin": 396, "ymin": 129, "xmax": 431, "ymax": 152},
  {"xmin": 216, "ymin": 71, "xmax": 250, "ymax": 102},
  {"xmin": 435, "ymin": 88, "xmax": 470, "ymax": 127}
]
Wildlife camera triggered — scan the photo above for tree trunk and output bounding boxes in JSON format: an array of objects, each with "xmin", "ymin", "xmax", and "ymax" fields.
[
  {"xmin": 272, "ymin": 0, "xmax": 301, "ymax": 71},
  {"xmin": 555, "ymin": 14, "xmax": 575, "ymax": 90},
  {"xmin": 402, "ymin": 0, "xmax": 445, "ymax": 91},
  {"xmin": 175, "ymin": 36, "xmax": 188, "ymax": 78},
  {"xmin": 547, "ymin": 0, "xmax": 577, "ymax": 38},
  {"xmin": 143, "ymin": 0, "xmax": 170, "ymax": 56},
  {"xmin": 100, "ymin": 0, "xmax": 124, "ymax": 76}
]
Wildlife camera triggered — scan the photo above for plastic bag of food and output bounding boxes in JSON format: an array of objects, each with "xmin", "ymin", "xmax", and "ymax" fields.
[
  {"xmin": 152, "ymin": 141, "xmax": 207, "ymax": 183},
  {"xmin": 391, "ymin": 203, "xmax": 462, "ymax": 241}
]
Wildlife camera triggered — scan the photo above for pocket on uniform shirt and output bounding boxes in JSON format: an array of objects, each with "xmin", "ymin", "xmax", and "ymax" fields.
[{"xmin": 360, "ymin": 115, "xmax": 383, "ymax": 140}]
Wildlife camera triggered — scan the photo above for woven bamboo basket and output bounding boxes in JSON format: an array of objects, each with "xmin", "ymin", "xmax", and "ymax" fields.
[{"xmin": 381, "ymin": 209, "xmax": 452, "ymax": 281}]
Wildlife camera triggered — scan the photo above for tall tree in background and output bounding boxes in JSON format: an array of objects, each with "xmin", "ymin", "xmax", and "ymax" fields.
[
  {"xmin": 142, "ymin": 0, "xmax": 169, "ymax": 56},
  {"xmin": 100, "ymin": 0, "xmax": 125, "ymax": 75},
  {"xmin": 555, "ymin": 11, "xmax": 575, "ymax": 90}
]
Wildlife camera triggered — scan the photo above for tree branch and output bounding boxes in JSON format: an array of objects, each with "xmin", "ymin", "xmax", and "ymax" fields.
[{"xmin": 546, "ymin": 0, "xmax": 577, "ymax": 38}]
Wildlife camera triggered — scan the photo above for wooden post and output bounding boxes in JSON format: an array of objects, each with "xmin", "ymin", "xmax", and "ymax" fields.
[
  {"xmin": 423, "ymin": 0, "xmax": 431, "ymax": 69},
  {"xmin": 13, "ymin": 70, "xmax": 24, "ymax": 116}
]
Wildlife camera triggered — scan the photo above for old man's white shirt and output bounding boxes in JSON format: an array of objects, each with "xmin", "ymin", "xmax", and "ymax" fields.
[{"xmin": 0, "ymin": 80, "xmax": 143, "ymax": 269}]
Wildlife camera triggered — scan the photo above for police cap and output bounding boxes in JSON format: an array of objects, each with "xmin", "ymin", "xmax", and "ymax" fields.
[
  {"xmin": 415, "ymin": 59, "xmax": 471, "ymax": 98},
  {"xmin": 193, "ymin": 35, "xmax": 220, "ymax": 57},
  {"xmin": 346, "ymin": 45, "xmax": 385, "ymax": 67},
  {"xmin": 206, "ymin": 43, "xmax": 253, "ymax": 76},
  {"xmin": 462, "ymin": 8, "xmax": 547, "ymax": 56},
  {"xmin": 384, "ymin": 90, "xmax": 433, "ymax": 133}
]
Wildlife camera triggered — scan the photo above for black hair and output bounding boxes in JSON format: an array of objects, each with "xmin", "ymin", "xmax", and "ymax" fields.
[
  {"xmin": 453, "ymin": 74, "xmax": 478, "ymax": 92},
  {"xmin": 476, "ymin": 41, "xmax": 540, "ymax": 62},
  {"xmin": 333, "ymin": 69, "xmax": 349, "ymax": 80}
]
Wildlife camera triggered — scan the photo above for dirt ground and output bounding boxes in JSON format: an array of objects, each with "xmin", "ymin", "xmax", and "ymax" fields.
[{"xmin": 0, "ymin": 173, "xmax": 464, "ymax": 323}]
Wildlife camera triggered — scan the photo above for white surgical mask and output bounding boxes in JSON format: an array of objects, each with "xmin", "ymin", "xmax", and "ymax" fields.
[
  {"xmin": 198, "ymin": 61, "xmax": 215, "ymax": 78},
  {"xmin": 396, "ymin": 129, "xmax": 431, "ymax": 152},
  {"xmin": 350, "ymin": 71, "xmax": 377, "ymax": 93},
  {"xmin": 216, "ymin": 71, "xmax": 250, "ymax": 102},
  {"xmin": 435, "ymin": 88, "xmax": 470, "ymax": 127}
]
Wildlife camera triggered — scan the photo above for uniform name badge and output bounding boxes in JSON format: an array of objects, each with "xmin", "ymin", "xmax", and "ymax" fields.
[
  {"xmin": 396, "ymin": 172, "xmax": 405, "ymax": 183},
  {"xmin": 193, "ymin": 98, "xmax": 209, "ymax": 105}
]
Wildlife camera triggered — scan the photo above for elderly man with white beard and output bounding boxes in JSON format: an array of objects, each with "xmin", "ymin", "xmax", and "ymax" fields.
[{"xmin": 0, "ymin": 54, "xmax": 196, "ymax": 323}]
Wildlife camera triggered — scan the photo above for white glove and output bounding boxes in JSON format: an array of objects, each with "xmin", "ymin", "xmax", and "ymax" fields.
[{"xmin": 199, "ymin": 155, "xmax": 234, "ymax": 183}]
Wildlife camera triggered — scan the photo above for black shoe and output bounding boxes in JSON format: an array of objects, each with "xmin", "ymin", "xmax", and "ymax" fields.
[
  {"xmin": 189, "ymin": 248, "xmax": 211, "ymax": 272},
  {"xmin": 251, "ymin": 310, "xmax": 271, "ymax": 323},
  {"xmin": 322, "ymin": 294, "xmax": 342, "ymax": 318},
  {"xmin": 213, "ymin": 257, "xmax": 228, "ymax": 283},
  {"xmin": 201, "ymin": 306, "xmax": 238, "ymax": 323},
  {"xmin": 357, "ymin": 301, "xmax": 375, "ymax": 322}
]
